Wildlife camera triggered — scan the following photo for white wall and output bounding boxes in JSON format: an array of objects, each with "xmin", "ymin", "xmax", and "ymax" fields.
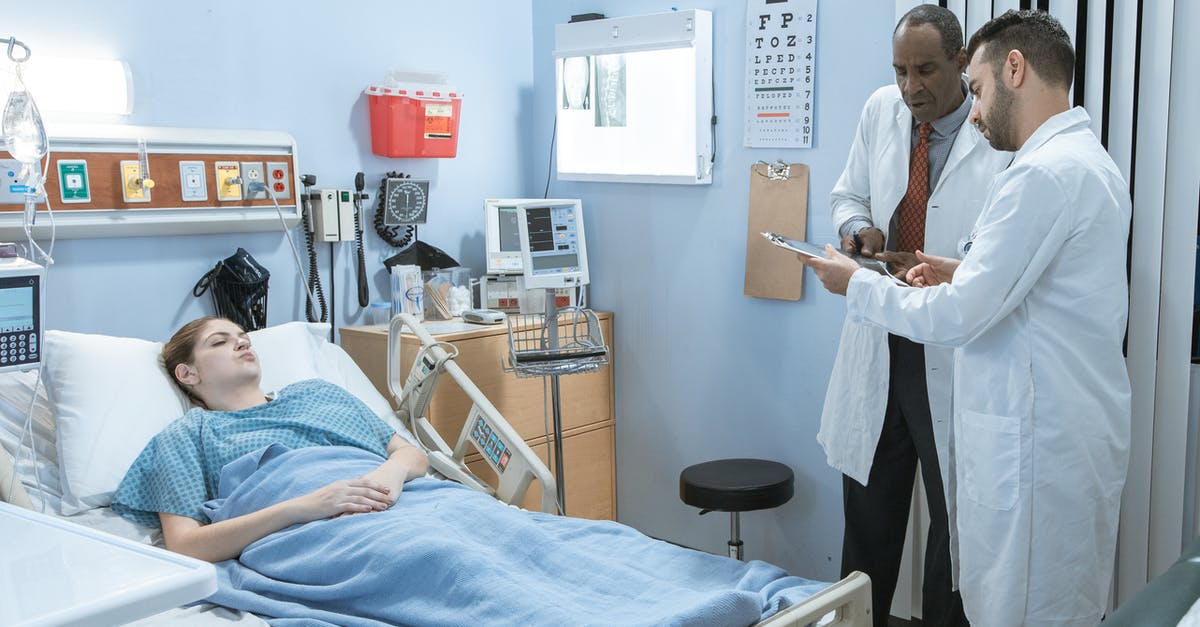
[
  {"xmin": 531, "ymin": 0, "xmax": 895, "ymax": 580},
  {"xmin": 7, "ymin": 1, "xmax": 535, "ymax": 341}
]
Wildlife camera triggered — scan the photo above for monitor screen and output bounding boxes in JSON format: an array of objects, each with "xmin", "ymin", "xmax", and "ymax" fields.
[
  {"xmin": 524, "ymin": 206, "xmax": 581, "ymax": 274},
  {"xmin": 0, "ymin": 285, "xmax": 34, "ymax": 331},
  {"xmin": 517, "ymin": 200, "xmax": 588, "ymax": 290},
  {"xmin": 485, "ymin": 200, "xmax": 527, "ymax": 274},
  {"xmin": 497, "ymin": 206, "xmax": 521, "ymax": 253}
]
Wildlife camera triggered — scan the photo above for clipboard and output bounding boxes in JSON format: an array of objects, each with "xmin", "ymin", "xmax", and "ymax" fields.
[
  {"xmin": 761, "ymin": 232, "xmax": 907, "ymax": 286},
  {"xmin": 744, "ymin": 161, "xmax": 809, "ymax": 300}
]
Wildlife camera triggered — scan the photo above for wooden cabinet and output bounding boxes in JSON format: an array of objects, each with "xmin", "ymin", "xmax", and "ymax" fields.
[{"xmin": 339, "ymin": 313, "xmax": 615, "ymax": 520}]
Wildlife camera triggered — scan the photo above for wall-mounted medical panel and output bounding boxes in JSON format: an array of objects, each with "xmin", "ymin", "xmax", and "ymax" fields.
[{"xmin": 0, "ymin": 124, "xmax": 300, "ymax": 239}]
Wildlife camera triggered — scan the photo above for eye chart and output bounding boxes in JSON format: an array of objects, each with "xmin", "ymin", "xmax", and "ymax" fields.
[{"xmin": 744, "ymin": 0, "xmax": 817, "ymax": 148}]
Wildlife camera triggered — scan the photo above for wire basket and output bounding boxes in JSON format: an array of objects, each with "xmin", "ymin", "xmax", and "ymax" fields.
[{"xmin": 504, "ymin": 307, "xmax": 609, "ymax": 378}]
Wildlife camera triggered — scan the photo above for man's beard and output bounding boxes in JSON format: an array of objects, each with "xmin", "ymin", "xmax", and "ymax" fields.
[{"xmin": 981, "ymin": 81, "xmax": 1017, "ymax": 152}]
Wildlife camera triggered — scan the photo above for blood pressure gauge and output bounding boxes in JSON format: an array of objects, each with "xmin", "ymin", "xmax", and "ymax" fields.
[{"xmin": 382, "ymin": 178, "xmax": 430, "ymax": 225}]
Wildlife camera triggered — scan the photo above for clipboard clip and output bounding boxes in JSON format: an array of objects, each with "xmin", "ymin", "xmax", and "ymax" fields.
[{"xmin": 756, "ymin": 160, "xmax": 791, "ymax": 181}]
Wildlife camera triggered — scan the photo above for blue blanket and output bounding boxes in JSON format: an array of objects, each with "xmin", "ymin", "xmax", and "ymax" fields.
[{"xmin": 204, "ymin": 445, "xmax": 828, "ymax": 626}]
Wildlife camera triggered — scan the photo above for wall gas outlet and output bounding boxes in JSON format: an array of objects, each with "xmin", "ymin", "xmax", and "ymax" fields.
[
  {"xmin": 265, "ymin": 161, "xmax": 291, "ymax": 200},
  {"xmin": 120, "ymin": 160, "xmax": 152, "ymax": 203},
  {"xmin": 239, "ymin": 161, "xmax": 265, "ymax": 200},
  {"xmin": 214, "ymin": 161, "xmax": 242, "ymax": 201},
  {"xmin": 57, "ymin": 160, "xmax": 91, "ymax": 204},
  {"xmin": 178, "ymin": 161, "xmax": 207, "ymax": 202}
]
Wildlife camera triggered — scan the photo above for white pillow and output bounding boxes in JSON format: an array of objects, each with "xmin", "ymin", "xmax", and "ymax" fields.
[
  {"xmin": 44, "ymin": 331, "xmax": 189, "ymax": 515},
  {"xmin": 248, "ymin": 322, "xmax": 325, "ymax": 393},
  {"xmin": 43, "ymin": 321, "xmax": 399, "ymax": 515}
]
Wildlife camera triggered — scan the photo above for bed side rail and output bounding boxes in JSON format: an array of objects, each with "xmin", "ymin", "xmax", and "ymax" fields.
[
  {"xmin": 755, "ymin": 571, "xmax": 872, "ymax": 627},
  {"xmin": 387, "ymin": 313, "xmax": 558, "ymax": 514}
]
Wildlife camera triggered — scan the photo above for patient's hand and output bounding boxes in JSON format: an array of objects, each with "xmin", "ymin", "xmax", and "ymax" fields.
[{"xmin": 299, "ymin": 477, "xmax": 395, "ymax": 519}]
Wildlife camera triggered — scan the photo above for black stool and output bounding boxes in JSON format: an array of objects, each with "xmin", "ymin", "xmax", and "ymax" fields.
[{"xmin": 679, "ymin": 458, "xmax": 794, "ymax": 560}]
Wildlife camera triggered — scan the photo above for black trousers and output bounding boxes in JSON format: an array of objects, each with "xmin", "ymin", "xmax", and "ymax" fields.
[{"xmin": 841, "ymin": 335, "xmax": 967, "ymax": 627}]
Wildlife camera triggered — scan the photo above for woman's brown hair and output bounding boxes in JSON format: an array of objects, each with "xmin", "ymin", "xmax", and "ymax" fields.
[{"xmin": 161, "ymin": 316, "xmax": 231, "ymax": 405}]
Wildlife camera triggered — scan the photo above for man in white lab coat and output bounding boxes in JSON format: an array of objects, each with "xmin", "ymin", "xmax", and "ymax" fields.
[
  {"xmin": 806, "ymin": 10, "xmax": 1131, "ymax": 627},
  {"xmin": 820, "ymin": 6, "xmax": 1010, "ymax": 625}
]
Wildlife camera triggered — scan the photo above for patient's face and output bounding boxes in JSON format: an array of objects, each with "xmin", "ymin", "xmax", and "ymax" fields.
[{"xmin": 188, "ymin": 319, "xmax": 261, "ymax": 388}]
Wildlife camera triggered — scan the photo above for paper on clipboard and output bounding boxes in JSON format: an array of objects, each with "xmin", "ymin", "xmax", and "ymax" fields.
[{"xmin": 761, "ymin": 232, "xmax": 908, "ymax": 286}]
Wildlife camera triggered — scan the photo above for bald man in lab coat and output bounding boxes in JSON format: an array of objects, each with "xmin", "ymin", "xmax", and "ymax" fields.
[
  {"xmin": 805, "ymin": 10, "xmax": 1131, "ymax": 627},
  {"xmin": 821, "ymin": 6, "xmax": 1010, "ymax": 626}
]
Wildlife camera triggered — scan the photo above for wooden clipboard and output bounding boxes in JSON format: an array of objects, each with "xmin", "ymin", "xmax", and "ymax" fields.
[{"xmin": 743, "ymin": 162, "xmax": 809, "ymax": 300}]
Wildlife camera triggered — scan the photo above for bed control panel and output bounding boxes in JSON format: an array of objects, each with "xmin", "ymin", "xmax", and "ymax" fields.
[{"xmin": 471, "ymin": 415, "xmax": 512, "ymax": 473}]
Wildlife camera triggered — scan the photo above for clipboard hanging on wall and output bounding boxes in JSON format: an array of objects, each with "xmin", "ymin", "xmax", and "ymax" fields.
[{"xmin": 743, "ymin": 161, "xmax": 809, "ymax": 301}]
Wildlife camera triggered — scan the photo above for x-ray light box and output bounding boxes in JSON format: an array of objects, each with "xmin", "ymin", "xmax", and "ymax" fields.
[{"xmin": 554, "ymin": 10, "xmax": 713, "ymax": 185}]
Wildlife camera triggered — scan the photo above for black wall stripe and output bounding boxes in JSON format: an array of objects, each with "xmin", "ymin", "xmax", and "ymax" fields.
[
  {"xmin": 1037, "ymin": 0, "xmax": 1050, "ymax": 11},
  {"xmin": 1074, "ymin": 0, "xmax": 1088, "ymax": 107},
  {"xmin": 1128, "ymin": 0, "xmax": 1143, "ymax": 195},
  {"xmin": 1020, "ymin": 0, "xmax": 1032, "ymax": 11},
  {"xmin": 939, "ymin": 0, "xmax": 948, "ymax": 8},
  {"xmin": 1101, "ymin": 0, "xmax": 1115, "ymax": 149}
]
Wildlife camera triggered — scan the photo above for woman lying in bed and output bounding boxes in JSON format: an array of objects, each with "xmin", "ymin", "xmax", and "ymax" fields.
[
  {"xmin": 112, "ymin": 316, "xmax": 429, "ymax": 562},
  {"xmin": 111, "ymin": 316, "xmax": 828, "ymax": 626}
]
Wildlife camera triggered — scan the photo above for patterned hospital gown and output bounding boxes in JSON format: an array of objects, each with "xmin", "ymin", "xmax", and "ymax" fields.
[{"xmin": 112, "ymin": 379, "xmax": 395, "ymax": 528}]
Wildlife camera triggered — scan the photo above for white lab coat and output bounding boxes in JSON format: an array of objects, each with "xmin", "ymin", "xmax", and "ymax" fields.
[
  {"xmin": 819, "ymin": 84, "xmax": 1012, "ymax": 496},
  {"xmin": 846, "ymin": 107, "xmax": 1131, "ymax": 626}
]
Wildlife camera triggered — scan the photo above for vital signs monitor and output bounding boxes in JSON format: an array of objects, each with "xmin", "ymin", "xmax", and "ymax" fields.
[
  {"xmin": 515, "ymin": 199, "xmax": 588, "ymax": 290},
  {"xmin": 485, "ymin": 198, "xmax": 585, "ymax": 276},
  {"xmin": 483, "ymin": 199, "xmax": 525, "ymax": 274}
]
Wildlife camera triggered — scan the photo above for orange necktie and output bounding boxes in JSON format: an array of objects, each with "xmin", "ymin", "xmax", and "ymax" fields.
[{"xmin": 896, "ymin": 122, "xmax": 933, "ymax": 253}]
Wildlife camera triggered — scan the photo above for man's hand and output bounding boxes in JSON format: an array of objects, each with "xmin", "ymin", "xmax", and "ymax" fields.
[
  {"xmin": 799, "ymin": 245, "xmax": 862, "ymax": 295},
  {"xmin": 840, "ymin": 226, "xmax": 885, "ymax": 257},
  {"xmin": 873, "ymin": 251, "xmax": 919, "ymax": 279},
  {"xmin": 906, "ymin": 250, "xmax": 961, "ymax": 287}
]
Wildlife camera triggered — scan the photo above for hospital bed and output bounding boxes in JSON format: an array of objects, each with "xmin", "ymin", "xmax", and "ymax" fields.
[{"xmin": 0, "ymin": 319, "xmax": 871, "ymax": 626}]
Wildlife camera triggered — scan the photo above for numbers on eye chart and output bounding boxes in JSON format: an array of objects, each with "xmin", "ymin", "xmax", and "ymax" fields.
[{"xmin": 744, "ymin": 0, "xmax": 817, "ymax": 148}]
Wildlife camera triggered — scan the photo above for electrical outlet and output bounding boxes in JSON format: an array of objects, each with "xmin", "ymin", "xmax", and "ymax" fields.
[
  {"xmin": 179, "ymin": 160, "xmax": 207, "ymax": 202},
  {"xmin": 240, "ymin": 161, "xmax": 265, "ymax": 200},
  {"xmin": 120, "ymin": 160, "xmax": 151, "ymax": 202},
  {"xmin": 214, "ymin": 161, "xmax": 242, "ymax": 201},
  {"xmin": 265, "ymin": 161, "xmax": 291, "ymax": 200}
]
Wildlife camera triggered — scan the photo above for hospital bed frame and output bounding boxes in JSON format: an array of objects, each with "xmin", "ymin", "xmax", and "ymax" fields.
[{"xmin": 0, "ymin": 318, "xmax": 873, "ymax": 627}]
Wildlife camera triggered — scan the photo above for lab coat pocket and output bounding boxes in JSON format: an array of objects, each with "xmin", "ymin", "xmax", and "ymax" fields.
[{"xmin": 959, "ymin": 410, "xmax": 1021, "ymax": 510}]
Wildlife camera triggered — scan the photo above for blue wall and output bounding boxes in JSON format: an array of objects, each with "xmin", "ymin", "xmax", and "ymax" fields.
[
  {"xmin": 531, "ymin": 1, "xmax": 894, "ymax": 579},
  {"xmin": 9, "ymin": 1, "xmax": 535, "ymax": 340}
]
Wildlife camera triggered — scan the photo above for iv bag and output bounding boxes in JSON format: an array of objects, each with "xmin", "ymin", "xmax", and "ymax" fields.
[{"xmin": 2, "ymin": 70, "xmax": 47, "ymax": 164}]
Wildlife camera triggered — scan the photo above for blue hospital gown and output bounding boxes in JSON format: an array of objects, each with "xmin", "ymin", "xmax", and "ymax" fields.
[{"xmin": 112, "ymin": 379, "xmax": 395, "ymax": 528}]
